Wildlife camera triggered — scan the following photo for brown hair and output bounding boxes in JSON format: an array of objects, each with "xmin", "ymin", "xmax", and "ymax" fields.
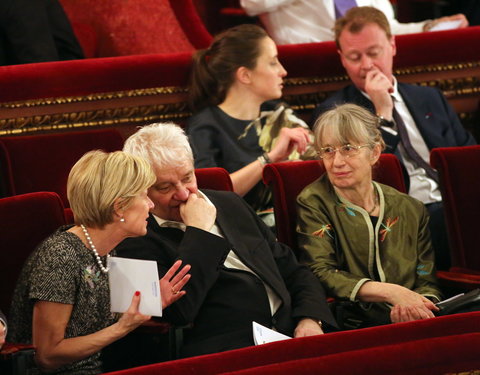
[
  {"xmin": 334, "ymin": 6, "xmax": 392, "ymax": 49},
  {"xmin": 188, "ymin": 24, "xmax": 268, "ymax": 111}
]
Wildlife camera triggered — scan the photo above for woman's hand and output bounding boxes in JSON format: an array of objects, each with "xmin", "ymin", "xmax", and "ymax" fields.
[
  {"xmin": 268, "ymin": 127, "xmax": 311, "ymax": 163},
  {"xmin": 160, "ymin": 260, "xmax": 191, "ymax": 308},
  {"xmin": 386, "ymin": 284, "xmax": 438, "ymax": 323},
  {"xmin": 116, "ymin": 291, "xmax": 152, "ymax": 333},
  {"xmin": 357, "ymin": 281, "xmax": 438, "ymax": 323}
]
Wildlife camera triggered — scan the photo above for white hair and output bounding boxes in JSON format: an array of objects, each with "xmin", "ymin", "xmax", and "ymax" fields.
[{"xmin": 123, "ymin": 122, "xmax": 194, "ymax": 169}]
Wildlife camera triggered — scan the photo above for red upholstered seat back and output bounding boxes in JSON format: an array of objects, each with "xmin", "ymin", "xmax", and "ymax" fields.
[
  {"xmin": 431, "ymin": 145, "xmax": 480, "ymax": 271},
  {"xmin": 0, "ymin": 129, "xmax": 124, "ymax": 208},
  {"xmin": 221, "ymin": 333, "xmax": 480, "ymax": 375},
  {"xmin": 0, "ymin": 192, "xmax": 66, "ymax": 314},
  {"xmin": 195, "ymin": 167, "xmax": 233, "ymax": 191},
  {"xmin": 263, "ymin": 154, "xmax": 406, "ymax": 250},
  {"xmin": 59, "ymin": 0, "xmax": 211, "ymax": 57},
  {"xmin": 101, "ymin": 311, "xmax": 480, "ymax": 375}
]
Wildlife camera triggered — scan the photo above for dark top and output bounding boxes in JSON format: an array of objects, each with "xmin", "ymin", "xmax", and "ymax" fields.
[
  {"xmin": 0, "ymin": 0, "xmax": 84, "ymax": 65},
  {"xmin": 115, "ymin": 190, "xmax": 336, "ymax": 357},
  {"xmin": 187, "ymin": 105, "xmax": 274, "ymax": 209},
  {"xmin": 9, "ymin": 226, "xmax": 115, "ymax": 374}
]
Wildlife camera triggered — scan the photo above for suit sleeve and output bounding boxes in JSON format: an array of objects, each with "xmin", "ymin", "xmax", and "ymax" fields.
[
  {"xmin": 116, "ymin": 227, "xmax": 231, "ymax": 326},
  {"xmin": 436, "ymin": 88, "xmax": 476, "ymax": 147},
  {"xmin": 239, "ymin": 195, "xmax": 337, "ymax": 327}
]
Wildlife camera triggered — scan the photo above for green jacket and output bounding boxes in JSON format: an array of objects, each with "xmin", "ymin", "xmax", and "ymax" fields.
[{"xmin": 297, "ymin": 175, "xmax": 442, "ymax": 327}]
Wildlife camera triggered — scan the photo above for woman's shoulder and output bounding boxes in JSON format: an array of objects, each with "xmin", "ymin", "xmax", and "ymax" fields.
[
  {"xmin": 377, "ymin": 183, "xmax": 425, "ymax": 210},
  {"xmin": 187, "ymin": 106, "xmax": 220, "ymax": 128},
  {"xmin": 35, "ymin": 226, "xmax": 85, "ymax": 261},
  {"xmin": 298, "ymin": 174, "xmax": 331, "ymax": 203}
]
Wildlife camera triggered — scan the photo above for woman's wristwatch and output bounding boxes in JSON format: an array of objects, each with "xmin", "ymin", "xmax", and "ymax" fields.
[{"xmin": 257, "ymin": 152, "xmax": 272, "ymax": 166}]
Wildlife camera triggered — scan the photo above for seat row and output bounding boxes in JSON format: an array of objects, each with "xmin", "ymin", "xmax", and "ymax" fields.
[
  {"xmin": 103, "ymin": 311, "xmax": 480, "ymax": 375},
  {"xmin": 1, "ymin": 127, "xmax": 479, "ymax": 298}
]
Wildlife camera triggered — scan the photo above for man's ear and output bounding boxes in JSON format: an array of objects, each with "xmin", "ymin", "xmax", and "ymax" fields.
[
  {"xmin": 337, "ymin": 48, "xmax": 348, "ymax": 70},
  {"xmin": 390, "ymin": 35, "xmax": 396, "ymax": 57},
  {"xmin": 236, "ymin": 66, "xmax": 252, "ymax": 85}
]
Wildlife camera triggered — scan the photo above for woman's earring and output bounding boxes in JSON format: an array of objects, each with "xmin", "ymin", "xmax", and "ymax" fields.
[{"xmin": 120, "ymin": 217, "xmax": 125, "ymax": 223}]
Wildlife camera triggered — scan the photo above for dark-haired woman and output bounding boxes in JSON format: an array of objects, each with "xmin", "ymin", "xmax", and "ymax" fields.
[{"xmin": 187, "ymin": 24, "xmax": 311, "ymax": 212}]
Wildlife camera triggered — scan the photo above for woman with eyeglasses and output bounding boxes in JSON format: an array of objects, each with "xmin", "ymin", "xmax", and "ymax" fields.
[{"xmin": 296, "ymin": 103, "xmax": 442, "ymax": 330}]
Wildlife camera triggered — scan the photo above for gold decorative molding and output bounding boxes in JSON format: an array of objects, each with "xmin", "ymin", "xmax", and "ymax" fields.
[
  {"xmin": 444, "ymin": 370, "xmax": 480, "ymax": 375},
  {"xmin": 0, "ymin": 86, "xmax": 187, "ymax": 110},
  {"xmin": 0, "ymin": 103, "xmax": 191, "ymax": 136},
  {"xmin": 1, "ymin": 60, "xmax": 479, "ymax": 136}
]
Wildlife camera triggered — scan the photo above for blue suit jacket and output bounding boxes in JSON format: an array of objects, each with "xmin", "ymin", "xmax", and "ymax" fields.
[{"xmin": 312, "ymin": 83, "xmax": 476, "ymax": 155}]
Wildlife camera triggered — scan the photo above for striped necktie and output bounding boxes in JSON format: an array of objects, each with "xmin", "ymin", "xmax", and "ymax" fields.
[{"xmin": 392, "ymin": 107, "xmax": 439, "ymax": 183}]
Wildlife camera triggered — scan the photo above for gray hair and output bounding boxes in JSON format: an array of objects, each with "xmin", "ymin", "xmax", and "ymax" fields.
[
  {"xmin": 123, "ymin": 122, "xmax": 194, "ymax": 169},
  {"xmin": 313, "ymin": 103, "xmax": 385, "ymax": 151}
]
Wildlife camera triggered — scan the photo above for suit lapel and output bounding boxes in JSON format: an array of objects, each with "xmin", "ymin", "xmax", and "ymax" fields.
[
  {"xmin": 397, "ymin": 84, "xmax": 433, "ymax": 150},
  {"xmin": 203, "ymin": 190, "xmax": 287, "ymax": 299}
]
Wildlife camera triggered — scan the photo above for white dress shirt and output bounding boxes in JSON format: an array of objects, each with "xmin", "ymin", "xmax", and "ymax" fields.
[
  {"xmin": 241, "ymin": 0, "xmax": 426, "ymax": 45},
  {"xmin": 153, "ymin": 190, "xmax": 282, "ymax": 315}
]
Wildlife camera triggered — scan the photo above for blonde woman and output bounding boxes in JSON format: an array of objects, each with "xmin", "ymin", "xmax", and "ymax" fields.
[{"xmin": 9, "ymin": 150, "xmax": 190, "ymax": 374}]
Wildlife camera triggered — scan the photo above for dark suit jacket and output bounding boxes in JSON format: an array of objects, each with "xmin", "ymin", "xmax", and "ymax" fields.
[
  {"xmin": 312, "ymin": 83, "xmax": 476, "ymax": 154},
  {"xmin": 0, "ymin": 0, "xmax": 83, "ymax": 65},
  {"xmin": 116, "ymin": 190, "xmax": 335, "ymax": 357}
]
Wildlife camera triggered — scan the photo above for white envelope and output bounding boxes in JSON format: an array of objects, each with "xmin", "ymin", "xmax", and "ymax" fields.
[{"xmin": 108, "ymin": 256, "xmax": 162, "ymax": 317}]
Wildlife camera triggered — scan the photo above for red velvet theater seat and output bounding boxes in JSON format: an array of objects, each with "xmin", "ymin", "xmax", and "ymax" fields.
[
  {"xmin": 431, "ymin": 145, "xmax": 480, "ymax": 290},
  {"xmin": 101, "ymin": 311, "xmax": 480, "ymax": 375},
  {"xmin": 221, "ymin": 333, "xmax": 480, "ymax": 375},
  {"xmin": 0, "ymin": 192, "xmax": 66, "ymax": 315},
  {"xmin": 263, "ymin": 154, "xmax": 406, "ymax": 252},
  {"xmin": 195, "ymin": 167, "xmax": 234, "ymax": 192},
  {"xmin": 0, "ymin": 128, "xmax": 124, "ymax": 219},
  {"xmin": 59, "ymin": 0, "xmax": 211, "ymax": 57}
]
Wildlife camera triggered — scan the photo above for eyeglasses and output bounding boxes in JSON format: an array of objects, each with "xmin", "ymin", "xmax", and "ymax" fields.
[{"xmin": 317, "ymin": 144, "xmax": 371, "ymax": 160}]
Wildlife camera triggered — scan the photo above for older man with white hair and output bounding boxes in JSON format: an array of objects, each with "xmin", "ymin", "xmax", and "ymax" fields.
[{"xmin": 116, "ymin": 122, "xmax": 336, "ymax": 358}]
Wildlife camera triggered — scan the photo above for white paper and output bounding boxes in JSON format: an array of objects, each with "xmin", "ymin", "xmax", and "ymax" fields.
[
  {"xmin": 429, "ymin": 19, "xmax": 463, "ymax": 32},
  {"xmin": 436, "ymin": 293, "xmax": 465, "ymax": 307},
  {"xmin": 108, "ymin": 256, "xmax": 162, "ymax": 317},
  {"xmin": 252, "ymin": 321, "xmax": 291, "ymax": 345}
]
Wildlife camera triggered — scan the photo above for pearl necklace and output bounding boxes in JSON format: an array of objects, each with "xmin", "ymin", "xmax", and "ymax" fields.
[{"xmin": 80, "ymin": 224, "xmax": 109, "ymax": 273}]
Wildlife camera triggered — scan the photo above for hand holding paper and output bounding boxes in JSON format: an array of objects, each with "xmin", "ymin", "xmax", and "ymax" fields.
[
  {"xmin": 108, "ymin": 256, "xmax": 163, "ymax": 316},
  {"xmin": 108, "ymin": 257, "xmax": 191, "ymax": 317}
]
